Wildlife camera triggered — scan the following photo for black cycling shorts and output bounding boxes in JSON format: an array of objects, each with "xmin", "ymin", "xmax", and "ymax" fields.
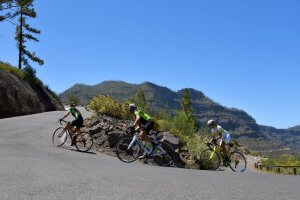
[
  {"xmin": 71, "ymin": 116, "xmax": 83, "ymax": 128},
  {"xmin": 144, "ymin": 120, "xmax": 154, "ymax": 133}
]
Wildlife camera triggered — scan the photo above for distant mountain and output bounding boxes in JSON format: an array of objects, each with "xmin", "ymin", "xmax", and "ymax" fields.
[
  {"xmin": 59, "ymin": 81, "xmax": 300, "ymax": 154},
  {"xmin": 288, "ymin": 125, "xmax": 300, "ymax": 132}
]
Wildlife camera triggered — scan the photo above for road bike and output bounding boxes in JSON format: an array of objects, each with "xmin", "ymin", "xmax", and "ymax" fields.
[
  {"xmin": 116, "ymin": 126, "xmax": 176, "ymax": 167},
  {"xmin": 200, "ymin": 139, "xmax": 247, "ymax": 172},
  {"xmin": 52, "ymin": 119, "xmax": 93, "ymax": 152}
]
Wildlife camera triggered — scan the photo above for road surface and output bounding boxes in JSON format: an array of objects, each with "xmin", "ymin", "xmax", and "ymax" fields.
[{"xmin": 0, "ymin": 109, "xmax": 299, "ymax": 200}]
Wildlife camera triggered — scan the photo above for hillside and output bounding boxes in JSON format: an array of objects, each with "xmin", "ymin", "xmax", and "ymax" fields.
[
  {"xmin": 0, "ymin": 64, "xmax": 64, "ymax": 118},
  {"xmin": 59, "ymin": 81, "xmax": 300, "ymax": 154}
]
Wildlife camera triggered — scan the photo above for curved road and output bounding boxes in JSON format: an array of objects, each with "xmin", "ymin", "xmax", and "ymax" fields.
[{"xmin": 0, "ymin": 109, "xmax": 299, "ymax": 200}]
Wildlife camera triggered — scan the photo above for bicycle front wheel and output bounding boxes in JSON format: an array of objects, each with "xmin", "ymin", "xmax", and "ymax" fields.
[
  {"xmin": 52, "ymin": 127, "xmax": 68, "ymax": 147},
  {"xmin": 75, "ymin": 132, "xmax": 94, "ymax": 152},
  {"xmin": 229, "ymin": 151, "xmax": 247, "ymax": 172},
  {"xmin": 153, "ymin": 142, "xmax": 176, "ymax": 167},
  {"xmin": 116, "ymin": 137, "xmax": 141, "ymax": 163},
  {"xmin": 199, "ymin": 149, "xmax": 221, "ymax": 170}
]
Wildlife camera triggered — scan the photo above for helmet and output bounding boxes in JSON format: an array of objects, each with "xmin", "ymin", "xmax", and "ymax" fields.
[
  {"xmin": 129, "ymin": 103, "xmax": 137, "ymax": 112},
  {"xmin": 70, "ymin": 101, "xmax": 76, "ymax": 107},
  {"xmin": 207, "ymin": 119, "xmax": 216, "ymax": 127}
]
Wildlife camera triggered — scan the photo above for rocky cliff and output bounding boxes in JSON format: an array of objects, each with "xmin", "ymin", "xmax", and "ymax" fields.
[{"xmin": 0, "ymin": 69, "xmax": 64, "ymax": 118}]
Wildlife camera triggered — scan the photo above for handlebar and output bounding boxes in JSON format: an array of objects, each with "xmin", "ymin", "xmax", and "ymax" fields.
[{"xmin": 59, "ymin": 119, "xmax": 68, "ymax": 125}]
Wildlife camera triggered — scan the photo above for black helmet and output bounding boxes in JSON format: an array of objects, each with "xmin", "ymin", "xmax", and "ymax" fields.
[{"xmin": 70, "ymin": 101, "xmax": 76, "ymax": 107}]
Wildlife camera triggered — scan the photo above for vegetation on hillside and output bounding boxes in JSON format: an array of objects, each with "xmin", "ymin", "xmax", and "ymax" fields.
[
  {"xmin": 0, "ymin": 62, "xmax": 58, "ymax": 98},
  {"xmin": 260, "ymin": 155, "xmax": 300, "ymax": 175},
  {"xmin": 60, "ymin": 80, "xmax": 300, "ymax": 154},
  {"xmin": 89, "ymin": 88, "xmax": 208, "ymax": 163}
]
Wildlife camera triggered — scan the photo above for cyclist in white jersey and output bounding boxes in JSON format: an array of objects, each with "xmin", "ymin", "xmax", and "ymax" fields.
[{"xmin": 207, "ymin": 119, "xmax": 231, "ymax": 160}]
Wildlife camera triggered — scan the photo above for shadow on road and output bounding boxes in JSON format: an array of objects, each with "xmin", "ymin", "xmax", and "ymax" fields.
[{"xmin": 57, "ymin": 145, "xmax": 97, "ymax": 155}]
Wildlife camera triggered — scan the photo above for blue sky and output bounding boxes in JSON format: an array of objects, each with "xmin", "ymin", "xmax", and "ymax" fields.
[{"xmin": 1, "ymin": 0, "xmax": 299, "ymax": 128}]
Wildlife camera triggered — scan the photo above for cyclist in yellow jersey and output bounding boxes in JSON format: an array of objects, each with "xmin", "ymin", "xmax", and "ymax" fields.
[
  {"xmin": 129, "ymin": 104, "xmax": 156, "ymax": 158},
  {"xmin": 207, "ymin": 119, "xmax": 231, "ymax": 161}
]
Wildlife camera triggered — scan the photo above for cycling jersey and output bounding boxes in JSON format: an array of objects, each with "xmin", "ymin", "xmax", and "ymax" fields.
[
  {"xmin": 69, "ymin": 108, "xmax": 82, "ymax": 119},
  {"xmin": 211, "ymin": 125, "xmax": 231, "ymax": 145},
  {"xmin": 134, "ymin": 110, "xmax": 151, "ymax": 125}
]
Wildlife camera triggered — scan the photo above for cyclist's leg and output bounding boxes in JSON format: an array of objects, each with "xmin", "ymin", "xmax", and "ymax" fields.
[
  {"xmin": 141, "ymin": 120, "xmax": 155, "ymax": 144},
  {"xmin": 139, "ymin": 130, "xmax": 151, "ymax": 143}
]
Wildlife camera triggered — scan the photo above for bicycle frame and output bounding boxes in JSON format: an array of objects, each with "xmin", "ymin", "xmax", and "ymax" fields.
[
  {"xmin": 128, "ymin": 133, "xmax": 166, "ymax": 156},
  {"xmin": 208, "ymin": 141, "xmax": 232, "ymax": 160}
]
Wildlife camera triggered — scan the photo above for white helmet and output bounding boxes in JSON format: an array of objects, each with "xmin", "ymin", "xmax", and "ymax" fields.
[
  {"xmin": 129, "ymin": 103, "xmax": 137, "ymax": 111},
  {"xmin": 207, "ymin": 119, "xmax": 216, "ymax": 127}
]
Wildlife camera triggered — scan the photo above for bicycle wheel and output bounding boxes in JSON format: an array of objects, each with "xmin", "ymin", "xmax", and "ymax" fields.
[
  {"xmin": 52, "ymin": 127, "xmax": 68, "ymax": 147},
  {"xmin": 75, "ymin": 132, "xmax": 94, "ymax": 152},
  {"xmin": 153, "ymin": 142, "xmax": 176, "ymax": 167},
  {"xmin": 229, "ymin": 151, "xmax": 247, "ymax": 172},
  {"xmin": 199, "ymin": 149, "xmax": 221, "ymax": 170},
  {"xmin": 116, "ymin": 137, "xmax": 141, "ymax": 163}
]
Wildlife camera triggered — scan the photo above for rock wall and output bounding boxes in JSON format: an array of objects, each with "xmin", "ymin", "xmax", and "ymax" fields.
[{"xmin": 0, "ymin": 69, "xmax": 64, "ymax": 118}]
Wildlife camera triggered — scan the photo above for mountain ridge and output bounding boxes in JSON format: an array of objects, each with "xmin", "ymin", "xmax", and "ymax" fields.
[{"xmin": 59, "ymin": 80, "xmax": 300, "ymax": 154}]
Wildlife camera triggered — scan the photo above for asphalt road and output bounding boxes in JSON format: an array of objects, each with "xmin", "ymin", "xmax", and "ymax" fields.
[{"xmin": 0, "ymin": 109, "xmax": 299, "ymax": 200}]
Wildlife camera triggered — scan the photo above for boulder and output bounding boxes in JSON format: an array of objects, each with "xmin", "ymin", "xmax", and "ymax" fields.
[{"xmin": 158, "ymin": 132, "xmax": 183, "ymax": 150}]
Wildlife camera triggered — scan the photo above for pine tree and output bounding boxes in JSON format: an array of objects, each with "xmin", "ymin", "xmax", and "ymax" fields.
[
  {"xmin": 181, "ymin": 89, "xmax": 193, "ymax": 114},
  {"xmin": 1, "ymin": 0, "xmax": 43, "ymax": 69},
  {"xmin": 14, "ymin": 0, "xmax": 43, "ymax": 69},
  {"xmin": 181, "ymin": 89, "xmax": 197, "ymax": 127},
  {"xmin": 130, "ymin": 88, "xmax": 149, "ymax": 113}
]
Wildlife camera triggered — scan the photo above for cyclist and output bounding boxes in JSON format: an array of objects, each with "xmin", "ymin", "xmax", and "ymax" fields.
[
  {"xmin": 129, "ymin": 103, "xmax": 156, "ymax": 158},
  {"xmin": 59, "ymin": 102, "xmax": 84, "ymax": 146},
  {"xmin": 207, "ymin": 119, "xmax": 231, "ymax": 161}
]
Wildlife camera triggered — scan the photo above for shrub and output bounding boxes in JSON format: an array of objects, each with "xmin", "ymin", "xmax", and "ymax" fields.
[
  {"xmin": 0, "ymin": 62, "xmax": 25, "ymax": 79},
  {"xmin": 172, "ymin": 110, "xmax": 197, "ymax": 136},
  {"xmin": 23, "ymin": 66, "xmax": 43, "ymax": 86},
  {"xmin": 89, "ymin": 95, "xmax": 132, "ymax": 120}
]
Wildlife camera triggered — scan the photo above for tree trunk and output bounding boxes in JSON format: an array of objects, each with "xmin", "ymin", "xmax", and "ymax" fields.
[{"xmin": 18, "ymin": 9, "xmax": 23, "ymax": 69}]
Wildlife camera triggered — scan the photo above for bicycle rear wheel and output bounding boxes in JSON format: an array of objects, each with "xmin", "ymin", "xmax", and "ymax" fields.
[
  {"xmin": 199, "ymin": 149, "xmax": 221, "ymax": 170},
  {"xmin": 75, "ymin": 132, "xmax": 93, "ymax": 152},
  {"xmin": 116, "ymin": 137, "xmax": 141, "ymax": 163},
  {"xmin": 229, "ymin": 151, "xmax": 247, "ymax": 172},
  {"xmin": 52, "ymin": 127, "xmax": 68, "ymax": 147},
  {"xmin": 153, "ymin": 142, "xmax": 176, "ymax": 167}
]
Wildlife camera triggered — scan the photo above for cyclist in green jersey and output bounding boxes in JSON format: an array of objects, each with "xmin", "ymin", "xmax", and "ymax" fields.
[
  {"xmin": 129, "ymin": 104, "xmax": 156, "ymax": 158},
  {"xmin": 60, "ymin": 102, "xmax": 84, "ymax": 146}
]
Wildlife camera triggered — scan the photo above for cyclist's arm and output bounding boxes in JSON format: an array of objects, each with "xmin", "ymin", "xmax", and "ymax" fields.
[
  {"xmin": 61, "ymin": 111, "xmax": 70, "ymax": 120},
  {"xmin": 134, "ymin": 115, "xmax": 141, "ymax": 129}
]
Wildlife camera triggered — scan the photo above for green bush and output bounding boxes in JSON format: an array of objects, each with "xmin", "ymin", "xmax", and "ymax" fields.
[
  {"xmin": 89, "ymin": 95, "xmax": 132, "ymax": 120},
  {"xmin": 156, "ymin": 112, "xmax": 206, "ymax": 161},
  {"xmin": 172, "ymin": 111, "xmax": 197, "ymax": 136},
  {"xmin": 23, "ymin": 66, "xmax": 43, "ymax": 86},
  {"xmin": 0, "ymin": 62, "xmax": 25, "ymax": 79}
]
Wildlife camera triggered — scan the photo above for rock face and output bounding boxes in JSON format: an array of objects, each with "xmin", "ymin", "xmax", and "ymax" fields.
[{"xmin": 0, "ymin": 69, "xmax": 64, "ymax": 118}]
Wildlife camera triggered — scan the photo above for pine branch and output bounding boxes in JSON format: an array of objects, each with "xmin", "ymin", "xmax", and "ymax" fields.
[
  {"xmin": 23, "ymin": 49, "xmax": 44, "ymax": 65},
  {"xmin": 24, "ymin": 23, "xmax": 40, "ymax": 34},
  {"xmin": 23, "ymin": 33, "xmax": 38, "ymax": 42}
]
